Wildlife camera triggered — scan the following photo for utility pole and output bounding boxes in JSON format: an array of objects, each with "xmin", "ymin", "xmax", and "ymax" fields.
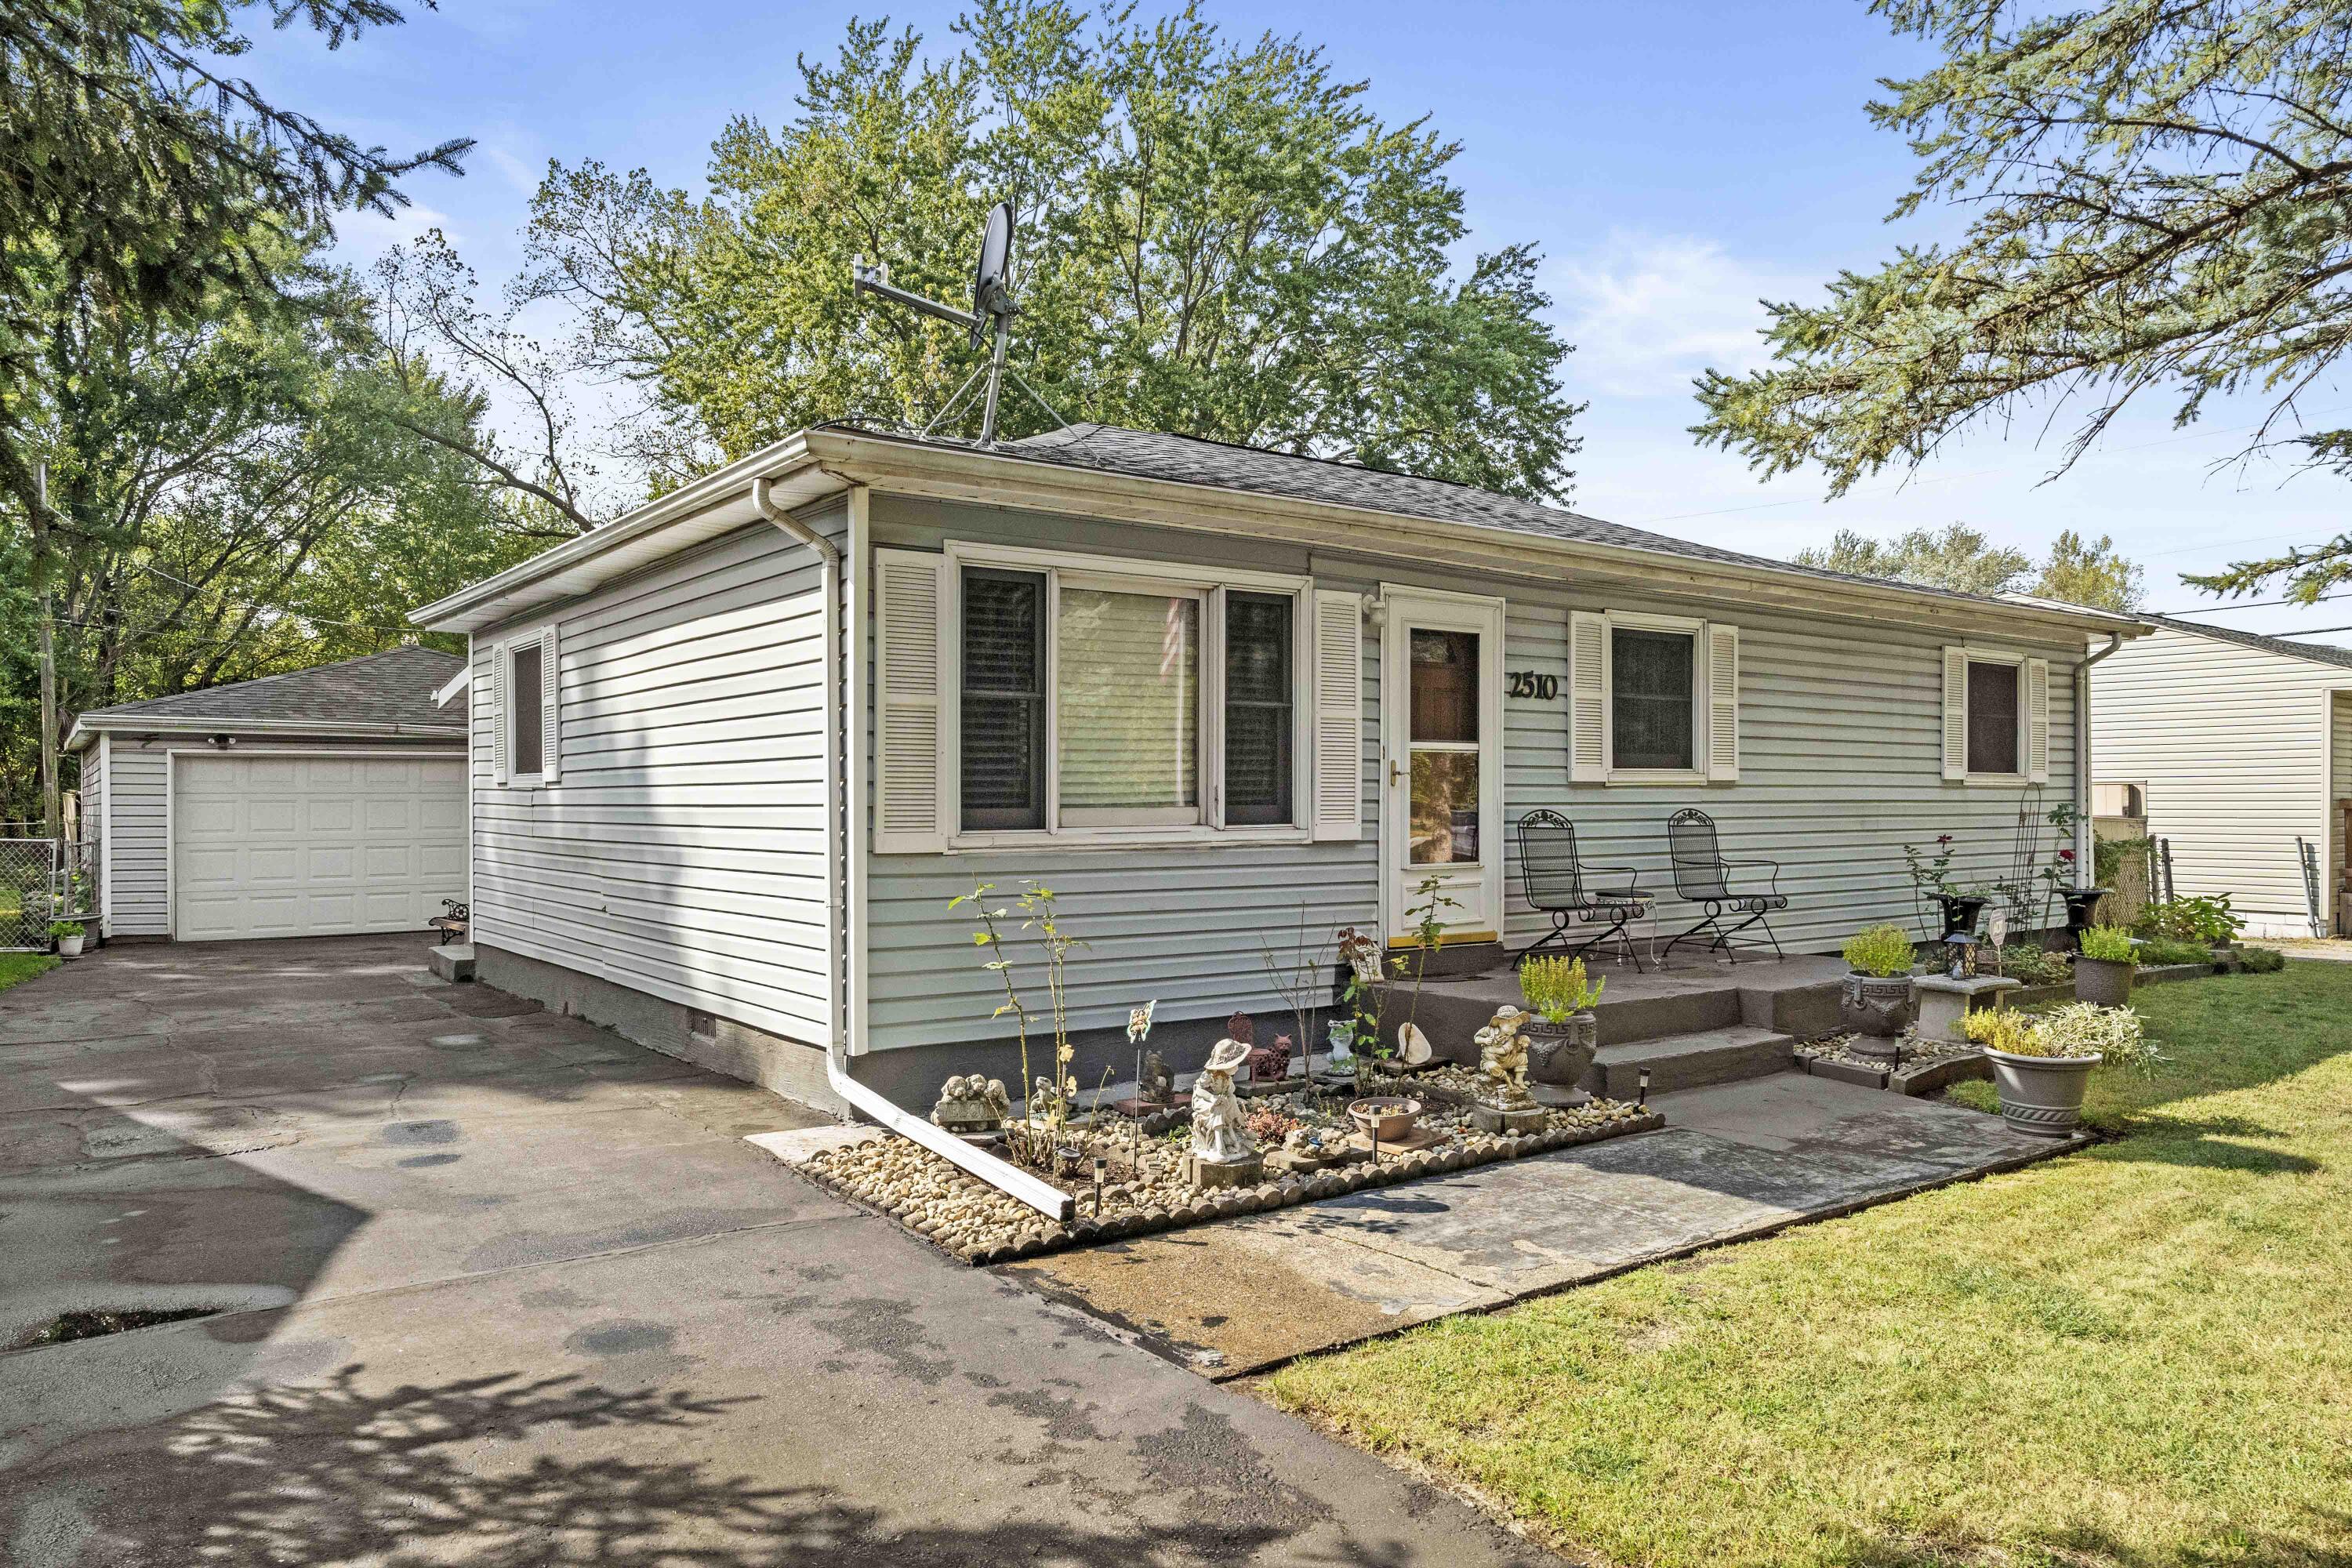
[{"xmin": 34, "ymin": 460, "xmax": 60, "ymax": 843}]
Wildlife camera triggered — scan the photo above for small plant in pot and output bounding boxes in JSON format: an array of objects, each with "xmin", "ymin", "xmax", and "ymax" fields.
[
  {"xmin": 2074, "ymin": 924, "xmax": 2136, "ymax": 1006},
  {"xmin": 1517, "ymin": 954, "xmax": 1604, "ymax": 1099},
  {"xmin": 1839, "ymin": 924, "xmax": 1918, "ymax": 1051},
  {"xmin": 1962, "ymin": 1001, "xmax": 2160, "ymax": 1138},
  {"xmin": 49, "ymin": 920, "xmax": 85, "ymax": 958}
]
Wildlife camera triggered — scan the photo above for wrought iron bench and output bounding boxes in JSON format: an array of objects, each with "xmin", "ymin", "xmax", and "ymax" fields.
[
  {"xmin": 1514, "ymin": 810, "xmax": 1650, "ymax": 972},
  {"xmin": 426, "ymin": 899, "xmax": 470, "ymax": 946},
  {"xmin": 1660, "ymin": 808, "xmax": 1787, "ymax": 964}
]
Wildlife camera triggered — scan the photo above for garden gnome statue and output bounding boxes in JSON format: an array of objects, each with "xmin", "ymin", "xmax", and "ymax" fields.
[
  {"xmin": 1188, "ymin": 1037, "xmax": 1262, "ymax": 1188},
  {"xmin": 931, "ymin": 1074, "xmax": 1011, "ymax": 1138},
  {"xmin": 1139, "ymin": 1049, "xmax": 1174, "ymax": 1105},
  {"xmin": 1471, "ymin": 1006, "xmax": 1544, "ymax": 1134}
]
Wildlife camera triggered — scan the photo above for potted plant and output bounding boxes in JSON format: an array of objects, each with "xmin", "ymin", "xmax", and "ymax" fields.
[
  {"xmin": 1517, "ymin": 954, "xmax": 1603, "ymax": 1092},
  {"xmin": 2074, "ymin": 924, "xmax": 2136, "ymax": 1006},
  {"xmin": 1839, "ymin": 924, "xmax": 1918, "ymax": 1046},
  {"xmin": 1905, "ymin": 833, "xmax": 1986, "ymax": 938},
  {"xmin": 49, "ymin": 920, "xmax": 84, "ymax": 958},
  {"xmin": 1962, "ymin": 1001, "xmax": 2160, "ymax": 1137}
]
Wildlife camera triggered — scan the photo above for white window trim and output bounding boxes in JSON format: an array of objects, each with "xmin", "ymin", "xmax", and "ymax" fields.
[
  {"xmin": 941, "ymin": 540, "xmax": 1313, "ymax": 849},
  {"xmin": 1600, "ymin": 610, "xmax": 1711, "ymax": 786},
  {"xmin": 1955, "ymin": 644, "xmax": 2031, "ymax": 786},
  {"xmin": 495, "ymin": 627, "xmax": 558, "ymax": 789}
]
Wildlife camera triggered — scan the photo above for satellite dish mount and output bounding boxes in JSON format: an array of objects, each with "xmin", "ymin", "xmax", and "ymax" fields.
[{"xmin": 851, "ymin": 201, "xmax": 1061, "ymax": 446}]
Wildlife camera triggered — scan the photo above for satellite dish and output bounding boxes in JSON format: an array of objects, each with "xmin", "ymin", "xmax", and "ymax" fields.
[{"xmin": 971, "ymin": 202, "xmax": 1014, "ymax": 346}]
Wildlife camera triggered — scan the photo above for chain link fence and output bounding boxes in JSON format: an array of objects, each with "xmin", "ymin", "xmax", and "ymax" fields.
[{"xmin": 0, "ymin": 837, "xmax": 100, "ymax": 951}]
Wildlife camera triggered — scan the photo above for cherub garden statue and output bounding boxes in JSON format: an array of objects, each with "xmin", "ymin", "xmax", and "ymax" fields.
[
  {"xmin": 931, "ymin": 1073, "xmax": 1012, "ymax": 1134},
  {"xmin": 1473, "ymin": 1005, "xmax": 1535, "ymax": 1111},
  {"xmin": 1188, "ymin": 1037, "xmax": 1262, "ymax": 1186}
]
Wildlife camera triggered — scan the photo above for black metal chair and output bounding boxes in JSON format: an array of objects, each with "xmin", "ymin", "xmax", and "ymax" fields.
[
  {"xmin": 1514, "ymin": 810, "xmax": 1650, "ymax": 972},
  {"xmin": 1659, "ymin": 808, "xmax": 1786, "ymax": 964}
]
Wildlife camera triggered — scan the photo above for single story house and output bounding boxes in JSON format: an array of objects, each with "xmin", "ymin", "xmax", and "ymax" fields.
[
  {"xmin": 66, "ymin": 647, "xmax": 469, "ymax": 942},
  {"xmin": 2091, "ymin": 613, "xmax": 2352, "ymax": 938},
  {"xmin": 411, "ymin": 422, "xmax": 2139, "ymax": 1123}
]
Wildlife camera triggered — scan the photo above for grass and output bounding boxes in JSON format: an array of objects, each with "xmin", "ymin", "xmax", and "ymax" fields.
[
  {"xmin": 0, "ymin": 951, "xmax": 58, "ymax": 992},
  {"xmin": 1262, "ymin": 964, "xmax": 2352, "ymax": 1567}
]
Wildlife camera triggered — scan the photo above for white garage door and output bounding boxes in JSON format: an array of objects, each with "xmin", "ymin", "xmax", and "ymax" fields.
[{"xmin": 172, "ymin": 754, "xmax": 466, "ymax": 940}]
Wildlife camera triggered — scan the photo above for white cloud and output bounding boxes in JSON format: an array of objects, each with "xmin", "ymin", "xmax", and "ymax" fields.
[
  {"xmin": 483, "ymin": 144, "xmax": 545, "ymax": 198},
  {"xmin": 332, "ymin": 201, "xmax": 457, "ymax": 267},
  {"xmin": 1552, "ymin": 233, "xmax": 1807, "ymax": 399}
]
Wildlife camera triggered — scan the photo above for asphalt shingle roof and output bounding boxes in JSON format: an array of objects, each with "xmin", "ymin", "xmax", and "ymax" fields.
[
  {"xmin": 75, "ymin": 646, "xmax": 465, "ymax": 730},
  {"xmin": 2143, "ymin": 612, "xmax": 2352, "ymax": 671}
]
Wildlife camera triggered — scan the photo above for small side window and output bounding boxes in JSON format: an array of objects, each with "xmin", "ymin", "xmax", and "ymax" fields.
[
  {"xmin": 510, "ymin": 641, "xmax": 544, "ymax": 778},
  {"xmin": 1965, "ymin": 659, "xmax": 2018, "ymax": 775}
]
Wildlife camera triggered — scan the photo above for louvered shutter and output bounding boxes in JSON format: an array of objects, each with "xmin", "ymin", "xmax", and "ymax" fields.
[
  {"xmin": 538, "ymin": 626, "xmax": 561, "ymax": 784},
  {"xmin": 1705, "ymin": 622, "xmax": 1740, "ymax": 782},
  {"xmin": 1310, "ymin": 589, "xmax": 1362, "ymax": 841},
  {"xmin": 492, "ymin": 643, "xmax": 510, "ymax": 786},
  {"xmin": 873, "ymin": 549, "xmax": 949, "ymax": 853},
  {"xmin": 1942, "ymin": 646, "xmax": 1969, "ymax": 781},
  {"xmin": 1570, "ymin": 611, "xmax": 1609, "ymax": 782},
  {"xmin": 2026, "ymin": 657, "xmax": 2050, "ymax": 784}
]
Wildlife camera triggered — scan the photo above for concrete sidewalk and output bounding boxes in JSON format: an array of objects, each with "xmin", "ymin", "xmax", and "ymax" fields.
[
  {"xmin": 1008, "ymin": 1072, "xmax": 2080, "ymax": 1377},
  {"xmin": 0, "ymin": 935, "xmax": 1545, "ymax": 1567}
]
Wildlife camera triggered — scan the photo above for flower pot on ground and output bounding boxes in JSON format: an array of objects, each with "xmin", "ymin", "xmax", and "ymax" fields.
[
  {"xmin": 1962, "ymin": 1002, "xmax": 2159, "ymax": 1137},
  {"xmin": 1517, "ymin": 954, "xmax": 1602, "ymax": 1094},
  {"xmin": 48, "ymin": 921, "xmax": 83, "ymax": 959},
  {"xmin": 1838, "ymin": 924, "xmax": 1918, "ymax": 1050},
  {"xmin": 2074, "ymin": 924, "xmax": 2136, "ymax": 1005}
]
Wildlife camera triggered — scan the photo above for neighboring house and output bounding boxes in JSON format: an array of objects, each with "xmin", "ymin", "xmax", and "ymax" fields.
[
  {"xmin": 412, "ymin": 422, "xmax": 2136, "ymax": 1114},
  {"xmin": 65, "ymin": 648, "xmax": 468, "ymax": 942},
  {"xmin": 2091, "ymin": 615, "xmax": 2352, "ymax": 938}
]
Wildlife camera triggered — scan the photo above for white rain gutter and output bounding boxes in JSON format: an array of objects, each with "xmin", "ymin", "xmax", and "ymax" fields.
[
  {"xmin": 2075, "ymin": 632, "xmax": 2125, "ymax": 889},
  {"xmin": 750, "ymin": 475, "xmax": 1073, "ymax": 1222}
]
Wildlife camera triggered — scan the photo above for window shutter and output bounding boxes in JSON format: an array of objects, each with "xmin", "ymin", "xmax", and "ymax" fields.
[
  {"xmin": 2026, "ymin": 657, "xmax": 2050, "ymax": 784},
  {"xmin": 1570, "ymin": 611, "xmax": 1609, "ymax": 782},
  {"xmin": 874, "ymin": 548, "xmax": 949, "ymax": 853},
  {"xmin": 1942, "ymin": 646, "xmax": 1969, "ymax": 781},
  {"xmin": 1310, "ymin": 588, "xmax": 1362, "ymax": 841},
  {"xmin": 538, "ymin": 626, "xmax": 561, "ymax": 784},
  {"xmin": 492, "ymin": 643, "xmax": 510, "ymax": 787},
  {"xmin": 1705, "ymin": 622, "xmax": 1740, "ymax": 782}
]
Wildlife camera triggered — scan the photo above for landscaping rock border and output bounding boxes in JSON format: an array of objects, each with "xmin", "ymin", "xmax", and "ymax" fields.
[
  {"xmin": 789, "ymin": 1107, "xmax": 1668, "ymax": 1268},
  {"xmin": 2005, "ymin": 960, "xmax": 2216, "ymax": 1009}
]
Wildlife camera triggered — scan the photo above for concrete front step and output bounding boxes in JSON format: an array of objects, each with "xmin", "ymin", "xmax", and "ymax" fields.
[
  {"xmin": 426, "ymin": 943, "xmax": 476, "ymax": 982},
  {"xmin": 1587, "ymin": 1025, "xmax": 1795, "ymax": 1098}
]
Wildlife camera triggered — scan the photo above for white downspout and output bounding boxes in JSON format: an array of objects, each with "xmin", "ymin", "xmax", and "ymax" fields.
[
  {"xmin": 2076, "ymin": 632, "xmax": 2124, "ymax": 891},
  {"xmin": 752, "ymin": 477, "xmax": 1073, "ymax": 1221}
]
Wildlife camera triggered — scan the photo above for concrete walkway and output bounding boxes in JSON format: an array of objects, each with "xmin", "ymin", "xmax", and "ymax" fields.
[
  {"xmin": 1009, "ymin": 1072, "xmax": 2079, "ymax": 1377},
  {"xmin": 0, "ymin": 935, "xmax": 1544, "ymax": 1567}
]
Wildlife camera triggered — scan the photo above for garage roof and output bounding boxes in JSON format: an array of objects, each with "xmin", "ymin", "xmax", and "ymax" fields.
[{"xmin": 67, "ymin": 647, "xmax": 466, "ymax": 746}]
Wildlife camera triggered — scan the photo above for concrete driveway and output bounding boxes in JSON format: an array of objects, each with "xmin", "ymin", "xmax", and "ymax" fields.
[{"xmin": 0, "ymin": 935, "xmax": 1542, "ymax": 1567}]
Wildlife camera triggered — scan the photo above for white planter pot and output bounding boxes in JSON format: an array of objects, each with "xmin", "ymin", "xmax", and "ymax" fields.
[{"xmin": 56, "ymin": 932, "xmax": 84, "ymax": 958}]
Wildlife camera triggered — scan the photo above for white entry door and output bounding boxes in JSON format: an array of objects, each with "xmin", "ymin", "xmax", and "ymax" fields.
[
  {"xmin": 172, "ymin": 753, "xmax": 466, "ymax": 940},
  {"xmin": 1378, "ymin": 589, "xmax": 1504, "ymax": 949}
]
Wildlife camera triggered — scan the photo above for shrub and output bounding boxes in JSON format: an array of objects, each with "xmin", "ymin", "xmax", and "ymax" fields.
[
  {"xmin": 1518, "ymin": 955, "xmax": 1602, "ymax": 1022},
  {"xmin": 1844, "ymin": 924, "xmax": 1915, "ymax": 978},
  {"xmin": 2134, "ymin": 937, "xmax": 2213, "ymax": 967},
  {"xmin": 1960, "ymin": 1002, "xmax": 2161, "ymax": 1073},
  {"xmin": 2135, "ymin": 895, "xmax": 2241, "ymax": 945},
  {"xmin": 1995, "ymin": 945, "xmax": 2072, "ymax": 985},
  {"xmin": 2078, "ymin": 925, "xmax": 2136, "ymax": 963},
  {"xmin": 45, "ymin": 920, "xmax": 81, "ymax": 939},
  {"xmin": 2241, "ymin": 946, "xmax": 2287, "ymax": 973}
]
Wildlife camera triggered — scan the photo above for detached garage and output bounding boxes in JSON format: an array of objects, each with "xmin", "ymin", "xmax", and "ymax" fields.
[{"xmin": 66, "ymin": 648, "xmax": 469, "ymax": 942}]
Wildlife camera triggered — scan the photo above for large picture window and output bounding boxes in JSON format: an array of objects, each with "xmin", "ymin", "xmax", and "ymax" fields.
[{"xmin": 955, "ymin": 557, "xmax": 1305, "ymax": 837}]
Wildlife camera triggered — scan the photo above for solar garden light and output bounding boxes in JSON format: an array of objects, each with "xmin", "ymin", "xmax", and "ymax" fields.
[
  {"xmin": 1093, "ymin": 1156, "xmax": 1105, "ymax": 1214},
  {"xmin": 1638, "ymin": 1068, "xmax": 1650, "ymax": 1108}
]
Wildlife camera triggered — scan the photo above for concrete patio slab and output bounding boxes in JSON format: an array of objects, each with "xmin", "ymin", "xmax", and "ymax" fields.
[{"xmin": 1006, "ymin": 1070, "xmax": 2084, "ymax": 1377}]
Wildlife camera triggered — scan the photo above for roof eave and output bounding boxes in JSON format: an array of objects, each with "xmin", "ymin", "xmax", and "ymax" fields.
[{"xmin": 66, "ymin": 717, "xmax": 466, "ymax": 750}]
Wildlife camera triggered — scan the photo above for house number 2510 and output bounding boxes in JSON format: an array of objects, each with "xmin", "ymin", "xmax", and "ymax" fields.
[{"xmin": 1507, "ymin": 671, "xmax": 1559, "ymax": 700}]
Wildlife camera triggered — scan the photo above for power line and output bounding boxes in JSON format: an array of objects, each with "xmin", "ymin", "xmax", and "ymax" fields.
[{"xmin": 2150, "ymin": 591, "xmax": 2351, "ymax": 615}]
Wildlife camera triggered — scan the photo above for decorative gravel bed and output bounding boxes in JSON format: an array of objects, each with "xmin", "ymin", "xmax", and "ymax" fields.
[
  {"xmin": 1793, "ymin": 1032, "xmax": 1978, "ymax": 1072},
  {"xmin": 794, "ymin": 1091, "xmax": 1663, "ymax": 1266}
]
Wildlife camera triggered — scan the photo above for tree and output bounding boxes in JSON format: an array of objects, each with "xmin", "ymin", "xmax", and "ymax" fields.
[
  {"xmin": 1795, "ymin": 522, "xmax": 2143, "ymax": 610},
  {"xmin": 514, "ymin": 2, "xmax": 1583, "ymax": 499},
  {"xmin": 1690, "ymin": 0, "xmax": 2352, "ymax": 601}
]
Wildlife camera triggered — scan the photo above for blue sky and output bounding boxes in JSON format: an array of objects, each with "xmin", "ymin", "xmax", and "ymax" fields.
[{"xmin": 250, "ymin": 0, "xmax": 2352, "ymax": 641}]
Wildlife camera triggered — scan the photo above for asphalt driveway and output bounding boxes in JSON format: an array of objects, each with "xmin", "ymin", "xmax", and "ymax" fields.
[{"xmin": 0, "ymin": 935, "xmax": 1541, "ymax": 1566}]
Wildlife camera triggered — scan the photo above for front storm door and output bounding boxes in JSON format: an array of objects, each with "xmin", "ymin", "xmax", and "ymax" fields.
[{"xmin": 1379, "ymin": 589, "xmax": 1504, "ymax": 949}]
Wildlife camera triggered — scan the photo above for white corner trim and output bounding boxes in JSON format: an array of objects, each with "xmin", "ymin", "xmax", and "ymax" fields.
[{"xmin": 433, "ymin": 666, "xmax": 470, "ymax": 708}]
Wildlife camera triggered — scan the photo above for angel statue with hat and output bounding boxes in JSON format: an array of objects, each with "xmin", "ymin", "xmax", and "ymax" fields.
[{"xmin": 1189, "ymin": 1037, "xmax": 1259, "ymax": 1167}]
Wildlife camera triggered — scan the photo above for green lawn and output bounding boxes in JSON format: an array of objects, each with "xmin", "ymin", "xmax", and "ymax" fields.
[
  {"xmin": 1263, "ymin": 964, "xmax": 2352, "ymax": 1567},
  {"xmin": 0, "ymin": 952, "xmax": 59, "ymax": 992}
]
